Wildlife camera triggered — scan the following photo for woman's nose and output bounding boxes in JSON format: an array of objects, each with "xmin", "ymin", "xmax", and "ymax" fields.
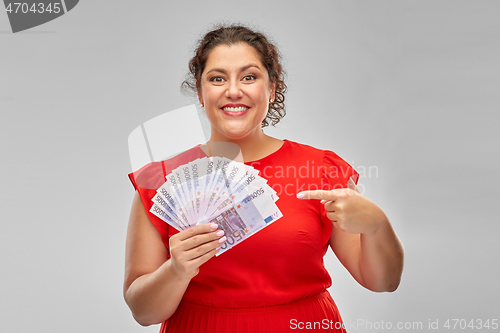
[{"xmin": 225, "ymin": 80, "xmax": 243, "ymax": 99}]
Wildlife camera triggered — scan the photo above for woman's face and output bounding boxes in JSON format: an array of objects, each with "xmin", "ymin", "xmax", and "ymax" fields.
[{"xmin": 198, "ymin": 43, "xmax": 274, "ymax": 142}]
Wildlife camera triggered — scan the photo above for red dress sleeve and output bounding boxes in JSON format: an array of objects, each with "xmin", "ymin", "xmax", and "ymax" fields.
[
  {"xmin": 320, "ymin": 150, "xmax": 359, "ymax": 224},
  {"xmin": 127, "ymin": 145, "xmax": 208, "ymax": 257},
  {"xmin": 321, "ymin": 150, "xmax": 359, "ymax": 189},
  {"xmin": 128, "ymin": 161, "xmax": 174, "ymax": 257}
]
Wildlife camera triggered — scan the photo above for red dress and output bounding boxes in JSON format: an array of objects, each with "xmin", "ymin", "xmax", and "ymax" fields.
[{"xmin": 128, "ymin": 140, "xmax": 359, "ymax": 333}]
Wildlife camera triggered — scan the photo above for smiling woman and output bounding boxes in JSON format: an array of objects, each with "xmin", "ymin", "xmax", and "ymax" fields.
[
  {"xmin": 123, "ymin": 23, "xmax": 404, "ymax": 333},
  {"xmin": 199, "ymin": 43, "xmax": 275, "ymax": 145},
  {"xmin": 183, "ymin": 24, "xmax": 287, "ymax": 129}
]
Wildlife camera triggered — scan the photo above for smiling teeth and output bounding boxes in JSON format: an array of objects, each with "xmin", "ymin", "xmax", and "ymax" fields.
[{"xmin": 223, "ymin": 107, "xmax": 248, "ymax": 112}]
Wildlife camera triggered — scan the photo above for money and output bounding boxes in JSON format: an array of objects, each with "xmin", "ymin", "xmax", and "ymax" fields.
[{"xmin": 150, "ymin": 156, "xmax": 282, "ymax": 255}]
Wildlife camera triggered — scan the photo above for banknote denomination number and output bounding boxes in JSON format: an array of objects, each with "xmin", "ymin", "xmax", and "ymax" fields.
[{"xmin": 220, "ymin": 229, "xmax": 244, "ymax": 250}]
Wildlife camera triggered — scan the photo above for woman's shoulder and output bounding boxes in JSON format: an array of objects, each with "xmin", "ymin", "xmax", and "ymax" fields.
[
  {"xmin": 129, "ymin": 144, "xmax": 207, "ymax": 190},
  {"xmin": 283, "ymin": 140, "xmax": 353, "ymax": 169},
  {"xmin": 283, "ymin": 139, "xmax": 333, "ymax": 158}
]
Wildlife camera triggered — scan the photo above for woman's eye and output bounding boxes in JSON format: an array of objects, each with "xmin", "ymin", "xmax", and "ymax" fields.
[
  {"xmin": 210, "ymin": 77, "xmax": 224, "ymax": 82},
  {"xmin": 243, "ymin": 75, "xmax": 256, "ymax": 81}
]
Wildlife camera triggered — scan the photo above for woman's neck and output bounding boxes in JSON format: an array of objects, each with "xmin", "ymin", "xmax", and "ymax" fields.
[{"xmin": 208, "ymin": 129, "xmax": 282, "ymax": 162}]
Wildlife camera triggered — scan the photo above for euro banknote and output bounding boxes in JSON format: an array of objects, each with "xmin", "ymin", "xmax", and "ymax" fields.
[{"xmin": 150, "ymin": 156, "xmax": 282, "ymax": 255}]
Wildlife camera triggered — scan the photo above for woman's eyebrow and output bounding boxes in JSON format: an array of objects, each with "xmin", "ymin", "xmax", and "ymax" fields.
[{"xmin": 206, "ymin": 64, "xmax": 262, "ymax": 75}]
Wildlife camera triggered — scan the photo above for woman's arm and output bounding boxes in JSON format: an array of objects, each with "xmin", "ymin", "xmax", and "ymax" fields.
[
  {"xmin": 297, "ymin": 179, "xmax": 404, "ymax": 292},
  {"xmin": 327, "ymin": 180, "xmax": 404, "ymax": 292},
  {"xmin": 123, "ymin": 192, "xmax": 225, "ymax": 326}
]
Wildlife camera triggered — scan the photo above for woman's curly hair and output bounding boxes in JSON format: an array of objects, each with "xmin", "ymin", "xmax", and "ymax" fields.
[{"xmin": 182, "ymin": 23, "xmax": 287, "ymax": 127}]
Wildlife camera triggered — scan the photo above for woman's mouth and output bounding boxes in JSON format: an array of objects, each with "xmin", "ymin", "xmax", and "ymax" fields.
[
  {"xmin": 222, "ymin": 106, "xmax": 249, "ymax": 112},
  {"xmin": 221, "ymin": 104, "xmax": 250, "ymax": 116}
]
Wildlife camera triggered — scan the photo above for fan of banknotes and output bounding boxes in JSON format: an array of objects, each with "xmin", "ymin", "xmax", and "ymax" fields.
[{"xmin": 149, "ymin": 156, "xmax": 282, "ymax": 255}]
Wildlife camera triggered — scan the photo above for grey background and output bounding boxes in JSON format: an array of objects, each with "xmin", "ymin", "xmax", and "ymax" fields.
[{"xmin": 1, "ymin": 1, "xmax": 499, "ymax": 332}]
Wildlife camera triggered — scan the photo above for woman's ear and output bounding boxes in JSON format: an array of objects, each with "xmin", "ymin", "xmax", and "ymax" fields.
[
  {"xmin": 197, "ymin": 86, "xmax": 204, "ymax": 107},
  {"xmin": 270, "ymin": 82, "xmax": 276, "ymax": 101}
]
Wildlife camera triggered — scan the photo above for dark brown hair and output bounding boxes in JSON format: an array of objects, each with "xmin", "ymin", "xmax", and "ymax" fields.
[{"xmin": 182, "ymin": 24, "xmax": 287, "ymax": 127}]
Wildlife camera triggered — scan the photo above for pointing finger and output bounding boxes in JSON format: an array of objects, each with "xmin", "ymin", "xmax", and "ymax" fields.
[{"xmin": 296, "ymin": 190, "xmax": 341, "ymax": 201}]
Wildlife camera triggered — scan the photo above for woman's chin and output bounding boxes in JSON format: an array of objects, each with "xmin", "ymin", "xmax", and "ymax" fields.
[{"xmin": 214, "ymin": 126, "xmax": 259, "ymax": 141}]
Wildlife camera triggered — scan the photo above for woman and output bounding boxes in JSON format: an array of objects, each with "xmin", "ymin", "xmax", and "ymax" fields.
[{"xmin": 124, "ymin": 24, "xmax": 404, "ymax": 333}]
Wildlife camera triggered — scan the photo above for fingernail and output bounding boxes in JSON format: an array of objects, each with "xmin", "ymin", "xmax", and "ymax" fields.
[
  {"xmin": 216, "ymin": 246, "xmax": 221, "ymax": 250},
  {"xmin": 216, "ymin": 230, "xmax": 224, "ymax": 237},
  {"xmin": 296, "ymin": 193, "xmax": 305, "ymax": 199},
  {"xmin": 320, "ymin": 200, "xmax": 326, "ymax": 204},
  {"xmin": 219, "ymin": 236, "xmax": 227, "ymax": 243},
  {"xmin": 210, "ymin": 224, "xmax": 218, "ymax": 229}
]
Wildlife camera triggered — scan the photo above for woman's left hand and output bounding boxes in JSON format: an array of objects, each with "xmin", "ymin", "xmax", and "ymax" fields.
[
  {"xmin": 297, "ymin": 184, "xmax": 388, "ymax": 235},
  {"xmin": 298, "ymin": 179, "xmax": 404, "ymax": 292}
]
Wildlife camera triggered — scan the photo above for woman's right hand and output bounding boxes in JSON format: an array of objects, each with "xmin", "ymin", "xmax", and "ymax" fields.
[
  {"xmin": 125, "ymin": 193, "xmax": 227, "ymax": 325},
  {"xmin": 168, "ymin": 223, "xmax": 226, "ymax": 280}
]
